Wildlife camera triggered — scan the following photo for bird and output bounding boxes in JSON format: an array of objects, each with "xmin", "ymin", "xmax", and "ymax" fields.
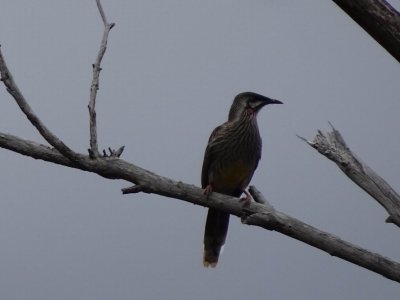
[{"xmin": 201, "ymin": 91, "xmax": 282, "ymax": 267}]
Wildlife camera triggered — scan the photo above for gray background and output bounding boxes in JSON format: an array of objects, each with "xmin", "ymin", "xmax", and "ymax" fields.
[{"xmin": 1, "ymin": 1, "xmax": 400, "ymax": 299}]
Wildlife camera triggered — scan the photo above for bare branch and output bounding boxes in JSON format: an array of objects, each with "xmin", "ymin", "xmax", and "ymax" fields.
[
  {"xmin": 0, "ymin": 47, "xmax": 81, "ymax": 164},
  {"xmin": 89, "ymin": 0, "xmax": 116, "ymax": 158},
  {"xmin": 96, "ymin": 0, "xmax": 110, "ymax": 26},
  {"xmin": 248, "ymin": 186, "xmax": 274, "ymax": 210},
  {"xmin": 242, "ymin": 189, "xmax": 400, "ymax": 283},
  {"xmin": 301, "ymin": 125, "xmax": 400, "ymax": 228},
  {"xmin": 1, "ymin": 131, "xmax": 399, "ymax": 283},
  {"xmin": 331, "ymin": 0, "xmax": 400, "ymax": 63}
]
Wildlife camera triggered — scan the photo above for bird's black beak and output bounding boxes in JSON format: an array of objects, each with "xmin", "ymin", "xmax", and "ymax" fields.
[
  {"xmin": 263, "ymin": 97, "xmax": 283, "ymax": 105},
  {"xmin": 256, "ymin": 96, "xmax": 283, "ymax": 110}
]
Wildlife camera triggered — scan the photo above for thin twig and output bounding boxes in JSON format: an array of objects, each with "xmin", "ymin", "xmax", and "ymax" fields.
[
  {"xmin": 102, "ymin": 146, "xmax": 125, "ymax": 158},
  {"xmin": 96, "ymin": 0, "xmax": 108, "ymax": 26},
  {"xmin": 89, "ymin": 0, "xmax": 116, "ymax": 158},
  {"xmin": 0, "ymin": 46, "xmax": 80, "ymax": 163}
]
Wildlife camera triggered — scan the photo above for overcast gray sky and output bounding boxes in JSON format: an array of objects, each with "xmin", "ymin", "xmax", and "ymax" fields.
[{"xmin": 1, "ymin": 1, "xmax": 400, "ymax": 299}]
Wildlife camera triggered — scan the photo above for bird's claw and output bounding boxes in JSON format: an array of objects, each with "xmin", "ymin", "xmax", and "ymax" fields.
[
  {"xmin": 239, "ymin": 190, "xmax": 252, "ymax": 206},
  {"xmin": 203, "ymin": 185, "xmax": 213, "ymax": 198}
]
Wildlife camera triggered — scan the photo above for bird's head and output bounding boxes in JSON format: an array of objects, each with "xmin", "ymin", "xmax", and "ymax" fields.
[{"xmin": 228, "ymin": 92, "xmax": 283, "ymax": 121}]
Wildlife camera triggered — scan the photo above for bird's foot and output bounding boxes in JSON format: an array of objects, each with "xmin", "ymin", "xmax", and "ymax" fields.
[
  {"xmin": 239, "ymin": 190, "xmax": 252, "ymax": 206},
  {"xmin": 203, "ymin": 185, "xmax": 213, "ymax": 198}
]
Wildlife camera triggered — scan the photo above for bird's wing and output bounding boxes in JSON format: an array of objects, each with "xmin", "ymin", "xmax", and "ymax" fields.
[{"xmin": 201, "ymin": 123, "xmax": 226, "ymax": 188}]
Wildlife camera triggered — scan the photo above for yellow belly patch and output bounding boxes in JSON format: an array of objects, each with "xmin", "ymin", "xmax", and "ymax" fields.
[{"xmin": 213, "ymin": 160, "xmax": 253, "ymax": 192}]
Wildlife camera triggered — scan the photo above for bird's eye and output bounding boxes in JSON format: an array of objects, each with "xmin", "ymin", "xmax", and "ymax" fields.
[{"xmin": 246, "ymin": 100, "xmax": 255, "ymax": 108}]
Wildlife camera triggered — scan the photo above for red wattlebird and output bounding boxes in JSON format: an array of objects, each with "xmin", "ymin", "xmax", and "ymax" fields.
[{"xmin": 201, "ymin": 92, "xmax": 282, "ymax": 267}]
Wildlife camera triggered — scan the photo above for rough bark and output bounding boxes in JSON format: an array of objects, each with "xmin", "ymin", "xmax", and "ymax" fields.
[
  {"xmin": 332, "ymin": 0, "xmax": 400, "ymax": 62},
  {"xmin": 299, "ymin": 125, "xmax": 400, "ymax": 228}
]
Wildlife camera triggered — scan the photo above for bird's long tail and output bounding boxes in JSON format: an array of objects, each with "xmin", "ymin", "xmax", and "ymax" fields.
[{"xmin": 203, "ymin": 209, "xmax": 230, "ymax": 267}]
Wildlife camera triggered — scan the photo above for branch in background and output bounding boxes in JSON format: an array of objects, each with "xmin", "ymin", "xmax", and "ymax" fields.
[
  {"xmin": 88, "ymin": 0, "xmax": 116, "ymax": 158},
  {"xmin": 0, "ymin": 131, "xmax": 399, "ymax": 283},
  {"xmin": 332, "ymin": 0, "xmax": 400, "ymax": 63},
  {"xmin": 299, "ymin": 124, "xmax": 400, "ymax": 228}
]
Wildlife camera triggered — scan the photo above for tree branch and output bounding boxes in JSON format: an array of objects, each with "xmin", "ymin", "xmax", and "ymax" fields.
[
  {"xmin": 0, "ymin": 46, "xmax": 81, "ymax": 164},
  {"xmin": 299, "ymin": 124, "xmax": 400, "ymax": 228},
  {"xmin": 331, "ymin": 0, "xmax": 400, "ymax": 63},
  {"xmin": 96, "ymin": 0, "xmax": 110, "ymax": 26},
  {"xmin": 88, "ymin": 0, "xmax": 116, "ymax": 158},
  {"xmin": 1, "ymin": 0, "xmax": 399, "ymax": 284},
  {"xmin": 245, "ymin": 187, "xmax": 400, "ymax": 283},
  {"xmin": 0, "ymin": 131, "xmax": 399, "ymax": 282}
]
